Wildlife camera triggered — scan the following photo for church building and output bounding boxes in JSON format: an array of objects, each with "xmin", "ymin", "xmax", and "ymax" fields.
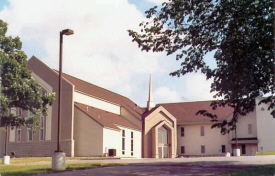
[{"xmin": 1, "ymin": 56, "xmax": 275, "ymax": 158}]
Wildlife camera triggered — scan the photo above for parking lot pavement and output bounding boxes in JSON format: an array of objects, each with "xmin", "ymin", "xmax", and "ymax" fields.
[{"xmin": 40, "ymin": 156, "xmax": 275, "ymax": 176}]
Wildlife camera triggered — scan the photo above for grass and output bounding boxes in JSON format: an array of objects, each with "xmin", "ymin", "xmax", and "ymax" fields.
[
  {"xmin": 256, "ymin": 152, "xmax": 275, "ymax": 156},
  {"xmin": 215, "ymin": 164, "xmax": 275, "ymax": 176},
  {"xmin": 8, "ymin": 157, "xmax": 52, "ymax": 164},
  {"xmin": 0, "ymin": 157, "xmax": 126, "ymax": 176},
  {"xmin": 7, "ymin": 156, "xmax": 121, "ymax": 164}
]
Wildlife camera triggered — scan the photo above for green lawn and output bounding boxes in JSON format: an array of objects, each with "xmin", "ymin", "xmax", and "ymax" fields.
[
  {"xmin": 7, "ymin": 156, "xmax": 121, "ymax": 164},
  {"xmin": 0, "ymin": 157, "xmax": 125, "ymax": 176},
  {"xmin": 256, "ymin": 152, "xmax": 275, "ymax": 156},
  {"xmin": 215, "ymin": 164, "xmax": 275, "ymax": 176}
]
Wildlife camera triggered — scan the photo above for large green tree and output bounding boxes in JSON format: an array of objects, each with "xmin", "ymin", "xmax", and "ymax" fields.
[
  {"xmin": 0, "ymin": 19, "xmax": 55, "ymax": 155},
  {"xmin": 128, "ymin": 0, "xmax": 274, "ymax": 133}
]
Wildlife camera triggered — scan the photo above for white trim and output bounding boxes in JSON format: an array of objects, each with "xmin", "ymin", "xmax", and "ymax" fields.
[{"xmin": 74, "ymin": 92, "xmax": 120, "ymax": 115}]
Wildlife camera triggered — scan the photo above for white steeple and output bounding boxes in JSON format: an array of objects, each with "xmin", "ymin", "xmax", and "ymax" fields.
[{"xmin": 147, "ymin": 75, "xmax": 155, "ymax": 111}]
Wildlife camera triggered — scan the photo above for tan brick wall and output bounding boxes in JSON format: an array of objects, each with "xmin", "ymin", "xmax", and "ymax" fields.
[{"xmin": 1, "ymin": 139, "xmax": 74, "ymax": 157}]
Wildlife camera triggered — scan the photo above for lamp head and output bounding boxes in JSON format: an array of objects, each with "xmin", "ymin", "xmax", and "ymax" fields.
[{"xmin": 61, "ymin": 29, "xmax": 74, "ymax": 35}]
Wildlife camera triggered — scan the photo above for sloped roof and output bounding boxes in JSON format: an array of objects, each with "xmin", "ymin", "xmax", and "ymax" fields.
[
  {"xmin": 75, "ymin": 102, "xmax": 140, "ymax": 131},
  {"xmin": 61, "ymin": 72, "xmax": 145, "ymax": 118},
  {"xmin": 157, "ymin": 101, "xmax": 234, "ymax": 123}
]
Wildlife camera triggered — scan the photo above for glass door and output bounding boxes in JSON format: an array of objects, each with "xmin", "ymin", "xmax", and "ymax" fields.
[{"xmin": 158, "ymin": 126, "xmax": 169, "ymax": 158}]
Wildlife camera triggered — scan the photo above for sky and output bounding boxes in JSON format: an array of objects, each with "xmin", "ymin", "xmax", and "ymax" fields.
[{"xmin": 0, "ymin": 0, "xmax": 216, "ymax": 107}]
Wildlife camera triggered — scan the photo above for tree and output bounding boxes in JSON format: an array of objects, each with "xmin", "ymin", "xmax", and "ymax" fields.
[
  {"xmin": 0, "ymin": 19, "xmax": 55, "ymax": 156},
  {"xmin": 128, "ymin": 0, "xmax": 274, "ymax": 133}
]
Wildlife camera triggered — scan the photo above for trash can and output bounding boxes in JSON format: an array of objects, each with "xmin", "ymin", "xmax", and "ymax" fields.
[{"xmin": 108, "ymin": 149, "xmax": 116, "ymax": 157}]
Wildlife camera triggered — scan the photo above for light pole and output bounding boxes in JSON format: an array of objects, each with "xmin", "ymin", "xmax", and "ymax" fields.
[
  {"xmin": 57, "ymin": 29, "xmax": 74, "ymax": 152},
  {"xmin": 52, "ymin": 29, "xmax": 74, "ymax": 171}
]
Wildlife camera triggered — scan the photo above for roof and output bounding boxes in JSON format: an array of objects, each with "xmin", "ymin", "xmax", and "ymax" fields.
[
  {"xmin": 157, "ymin": 101, "xmax": 234, "ymax": 123},
  {"xmin": 75, "ymin": 102, "xmax": 140, "ymax": 131},
  {"xmin": 60, "ymin": 72, "xmax": 145, "ymax": 118}
]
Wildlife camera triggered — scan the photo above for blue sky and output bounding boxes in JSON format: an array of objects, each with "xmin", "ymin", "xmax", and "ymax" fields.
[
  {"xmin": 0, "ymin": 0, "xmax": 8, "ymax": 10},
  {"xmin": 0, "ymin": 0, "xmax": 216, "ymax": 107}
]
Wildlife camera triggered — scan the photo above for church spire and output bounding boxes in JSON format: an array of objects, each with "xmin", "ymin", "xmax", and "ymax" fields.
[{"xmin": 147, "ymin": 75, "xmax": 155, "ymax": 111}]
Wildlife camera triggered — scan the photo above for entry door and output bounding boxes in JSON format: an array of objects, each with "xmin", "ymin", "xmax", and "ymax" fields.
[{"xmin": 158, "ymin": 126, "xmax": 169, "ymax": 158}]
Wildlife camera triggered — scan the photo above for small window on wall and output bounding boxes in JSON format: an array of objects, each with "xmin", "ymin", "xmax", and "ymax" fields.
[
  {"xmin": 181, "ymin": 146, "xmax": 185, "ymax": 154},
  {"xmin": 200, "ymin": 126, "xmax": 205, "ymax": 136},
  {"xmin": 41, "ymin": 88, "xmax": 47, "ymax": 96},
  {"xmin": 131, "ymin": 131, "xmax": 133, "ymax": 156},
  {"xmin": 29, "ymin": 110, "xmax": 34, "ymax": 117},
  {"xmin": 40, "ymin": 116, "xmax": 45, "ymax": 141},
  {"xmin": 18, "ymin": 108, "xmax": 23, "ymax": 117},
  {"xmin": 122, "ymin": 130, "xmax": 125, "ymax": 155},
  {"xmin": 222, "ymin": 145, "xmax": 226, "ymax": 153},
  {"xmin": 10, "ymin": 107, "xmax": 17, "ymax": 115},
  {"xmin": 248, "ymin": 124, "xmax": 252, "ymax": 134},
  {"xmin": 181, "ymin": 127, "xmax": 184, "ymax": 137},
  {"xmin": 17, "ymin": 127, "xmax": 21, "ymax": 142},
  {"xmin": 201, "ymin": 145, "xmax": 205, "ymax": 154},
  {"xmin": 28, "ymin": 128, "xmax": 33, "ymax": 141}
]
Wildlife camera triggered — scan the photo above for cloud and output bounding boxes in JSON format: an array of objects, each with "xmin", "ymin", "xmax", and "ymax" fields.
[
  {"xmin": 0, "ymin": 0, "xmax": 216, "ymax": 107},
  {"xmin": 154, "ymin": 86, "xmax": 183, "ymax": 103},
  {"xmin": 181, "ymin": 73, "xmax": 216, "ymax": 101}
]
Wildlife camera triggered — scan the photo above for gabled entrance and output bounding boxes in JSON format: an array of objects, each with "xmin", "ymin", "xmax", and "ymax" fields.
[{"xmin": 142, "ymin": 106, "xmax": 177, "ymax": 158}]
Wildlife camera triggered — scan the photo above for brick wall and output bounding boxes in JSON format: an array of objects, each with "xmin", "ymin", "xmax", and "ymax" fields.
[{"xmin": 1, "ymin": 139, "xmax": 73, "ymax": 157}]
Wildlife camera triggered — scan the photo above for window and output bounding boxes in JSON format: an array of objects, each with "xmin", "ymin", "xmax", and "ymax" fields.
[
  {"xmin": 41, "ymin": 88, "xmax": 47, "ymax": 96},
  {"xmin": 18, "ymin": 108, "xmax": 23, "ymax": 117},
  {"xmin": 181, "ymin": 146, "xmax": 185, "ymax": 154},
  {"xmin": 242, "ymin": 144, "xmax": 246, "ymax": 154},
  {"xmin": 10, "ymin": 107, "xmax": 17, "ymax": 115},
  {"xmin": 201, "ymin": 145, "xmax": 205, "ymax": 154},
  {"xmin": 17, "ymin": 127, "xmax": 21, "ymax": 142},
  {"xmin": 200, "ymin": 126, "xmax": 205, "ymax": 136},
  {"xmin": 222, "ymin": 145, "xmax": 226, "ymax": 153},
  {"xmin": 248, "ymin": 124, "xmax": 252, "ymax": 134},
  {"xmin": 131, "ymin": 131, "xmax": 133, "ymax": 156},
  {"xmin": 40, "ymin": 116, "xmax": 45, "ymax": 141},
  {"xmin": 181, "ymin": 127, "xmax": 184, "ymax": 137},
  {"xmin": 28, "ymin": 128, "xmax": 33, "ymax": 141},
  {"xmin": 122, "ymin": 130, "xmax": 125, "ymax": 155},
  {"xmin": 29, "ymin": 110, "xmax": 34, "ymax": 117}
]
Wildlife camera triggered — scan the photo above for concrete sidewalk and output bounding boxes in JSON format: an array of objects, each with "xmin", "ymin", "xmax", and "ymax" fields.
[{"xmin": 37, "ymin": 156, "xmax": 275, "ymax": 176}]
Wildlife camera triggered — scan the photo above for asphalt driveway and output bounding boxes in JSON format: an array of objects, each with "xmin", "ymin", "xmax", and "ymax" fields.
[{"xmin": 39, "ymin": 155, "xmax": 275, "ymax": 176}]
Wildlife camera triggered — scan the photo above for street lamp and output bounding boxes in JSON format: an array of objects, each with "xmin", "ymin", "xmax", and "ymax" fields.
[
  {"xmin": 52, "ymin": 29, "xmax": 74, "ymax": 171},
  {"xmin": 57, "ymin": 29, "xmax": 74, "ymax": 152}
]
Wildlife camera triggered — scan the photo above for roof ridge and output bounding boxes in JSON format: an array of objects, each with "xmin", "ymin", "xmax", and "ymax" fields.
[{"xmin": 157, "ymin": 100, "xmax": 219, "ymax": 105}]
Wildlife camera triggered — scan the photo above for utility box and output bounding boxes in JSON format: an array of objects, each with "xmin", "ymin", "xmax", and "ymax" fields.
[{"xmin": 108, "ymin": 149, "xmax": 116, "ymax": 157}]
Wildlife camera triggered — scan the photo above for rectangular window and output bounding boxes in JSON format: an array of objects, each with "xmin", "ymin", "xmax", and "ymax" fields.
[
  {"xmin": 29, "ymin": 110, "xmax": 34, "ymax": 117},
  {"xmin": 242, "ymin": 144, "xmax": 246, "ymax": 154},
  {"xmin": 181, "ymin": 146, "xmax": 185, "ymax": 154},
  {"xmin": 181, "ymin": 127, "xmax": 184, "ymax": 137},
  {"xmin": 248, "ymin": 124, "xmax": 252, "ymax": 134},
  {"xmin": 41, "ymin": 88, "xmax": 47, "ymax": 96},
  {"xmin": 17, "ymin": 108, "xmax": 23, "ymax": 117},
  {"xmin": 10, "ymin": 107, "xmax": 17, "ymax": 115},
  {"xmin": 28, "ymin": 128, "xmax": 33, "ymax": 141},
  {"xmin": 222, "ymin": 145, "xmax": 226, "ymax": 153},
  {"xmin": 122, "ymin": 130, "xmax": 125, "ymax": 155},
  {"xmin": 131, "ymin": 131, "xmax": 134, "ymax": 156},
  {"xmin": 17, "ymin": 127, "xmax": 21, "ymax": 142},
  {"xmin": 39, "ymin": 116, "xmax": 45, "ymax": 141},
  {"xmin": 201, "ymin": 145, "xmax": 205, "ymax": 154},
  {"xmin": 200, "ymin": 126, "xmax": 205, "ymax": 136}
]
